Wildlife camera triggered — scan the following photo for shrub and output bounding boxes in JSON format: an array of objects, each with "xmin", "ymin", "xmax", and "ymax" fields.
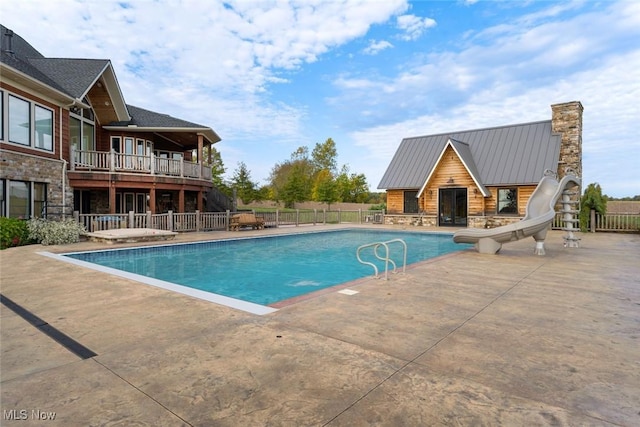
[
  {"xmin": 369, "ymin": 203, "xmax": 386, "ymax": 212},
  {"xmin": 27, "ymin": 218, "xmax": 86, "ymax": 246},
  {"xmin": 579, "ymin": 183, "xmax": 607, "ymax": 231},
  {"xmin": 0, "ymin": 217, "xmax": 31, "ymax": 249}
]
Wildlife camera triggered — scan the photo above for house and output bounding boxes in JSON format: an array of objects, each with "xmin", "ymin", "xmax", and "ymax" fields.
[
  {"xmin": 0, "ymin": 24, "xmax": 221, "ymax": 219},
  {"xmin": 378, "ymin": 101, "xmax": 583, "ymax": 228}
]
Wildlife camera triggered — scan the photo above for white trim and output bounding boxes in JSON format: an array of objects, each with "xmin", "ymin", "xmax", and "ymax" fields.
[
  {"xmin": 38, "ymin": 251, "xmax": 278, "ymax": 315},
  {"xmin": 417, "ymin": 139, "xmax": 490, "ymax": 198}
]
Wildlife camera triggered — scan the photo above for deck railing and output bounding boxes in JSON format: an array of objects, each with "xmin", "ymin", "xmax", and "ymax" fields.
[
  {"xmin": 71, "ymin": 148, "xmax": 211, "ymax": 180},
  {"xmin": 76, "ymin": 209, "xmax": 385, "ymax": 233},
  {"xmin": 552, "ymin": 211, "xmax": 639, "ymax": 232}
]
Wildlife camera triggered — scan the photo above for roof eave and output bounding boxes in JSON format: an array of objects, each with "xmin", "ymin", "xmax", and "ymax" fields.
[
  {"xmin": 102, "ymin": 125, "xmax": 221, "ymax": 144},
  {"xmin": 80, "ymin": 62, "xmax": 130, "ymax": 121}
]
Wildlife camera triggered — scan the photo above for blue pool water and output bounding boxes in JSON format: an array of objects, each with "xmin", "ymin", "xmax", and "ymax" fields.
[{"xmin": 64, "ymin": 229, "xmax": 469, "ymax": 306}]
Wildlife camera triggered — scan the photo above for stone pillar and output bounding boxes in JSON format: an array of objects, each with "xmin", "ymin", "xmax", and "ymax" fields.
[{"xmin": 551, "ymin": 101, "xmax": 583, "ymax": 179}]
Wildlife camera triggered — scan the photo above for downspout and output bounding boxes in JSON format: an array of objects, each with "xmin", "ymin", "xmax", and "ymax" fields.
[
  {"xmin": 61, "ymin": 98, "xmax": 89, "ymax": 218},
  {"xmin": 59, "ymin": 105, "xmax": 67, "ymax": 217}
]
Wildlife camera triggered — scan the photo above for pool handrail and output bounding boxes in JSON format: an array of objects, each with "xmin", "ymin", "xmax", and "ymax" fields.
[{"xmin": 356, "ymin": 238, "xmax": 407, "ymax": 280}]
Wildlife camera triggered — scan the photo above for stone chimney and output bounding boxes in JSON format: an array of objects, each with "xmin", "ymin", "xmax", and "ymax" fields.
[{"xmin": 551, "ymin": 101, "xmax": 583, "ymax": 179}]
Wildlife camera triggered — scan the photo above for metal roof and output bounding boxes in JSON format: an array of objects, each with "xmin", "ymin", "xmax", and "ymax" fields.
[{"xmin": 377, "ymin": 121, "xmax": 561, "ymax": 190}]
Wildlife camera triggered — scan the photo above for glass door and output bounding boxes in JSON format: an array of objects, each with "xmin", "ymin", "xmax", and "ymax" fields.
[{"xmin": 439, "ymin": 188, "xmax": 467, "ymax": 226}]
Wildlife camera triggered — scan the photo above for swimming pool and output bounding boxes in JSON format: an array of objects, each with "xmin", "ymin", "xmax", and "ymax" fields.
[{"xmin": 52, "ymin": 229, "xmax": 469, "ymax": 314}]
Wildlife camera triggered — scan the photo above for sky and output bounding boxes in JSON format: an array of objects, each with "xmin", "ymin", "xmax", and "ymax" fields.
[{"xmin": 2, "ymin": 0, "xmax": 639, "ymax": 198}]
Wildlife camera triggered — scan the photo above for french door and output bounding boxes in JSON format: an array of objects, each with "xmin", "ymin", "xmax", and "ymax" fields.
[{"xmin": 439, "ymin": 188, "xmax": 467, "ymax": 227}]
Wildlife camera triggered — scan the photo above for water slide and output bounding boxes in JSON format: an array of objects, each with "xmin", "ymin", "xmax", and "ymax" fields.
[{"xmin": 453, "ymin": 171, "xmax": 581, "ymax": 255}]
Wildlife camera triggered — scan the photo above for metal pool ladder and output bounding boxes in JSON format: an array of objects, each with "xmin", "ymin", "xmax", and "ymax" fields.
[{"xmin": 356, "ymin": 239, "xmax": 407, "ymax": 280}]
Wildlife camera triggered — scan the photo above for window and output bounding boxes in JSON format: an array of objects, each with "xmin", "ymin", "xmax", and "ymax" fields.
[
  {"xmin": 34, "ymin": 105, "xmax": 53, "ymax": 150},
  {"xmin": 9, "ymin": 95, "xmax": 30, "ymax": 146},
  {"xmin": 4, "ymin": 94, "xmax": 54, "ymax": 151},
  {"xmin": 1, "ymin": 180, "xmax": 48, "ymax": 219},
  {"xmin": 497, "ymin": 188, "xmax": 518, "ymax": 214},
  {"xmin": 33, "ymin": 183, "xmax": 47, "ymax": 218},
  {"xmin": 404, "ymin": 191, "xmax": 418, "ymax": 214},
  {"xmin": 69, "ymin": 107, "xmax": 95, "ymax": 155},
  {"xmin": 0, "ymin": 180, "xmax": 4, "ymax": 216},
  {"xmin": 0, "ymin": 90, "xmax": 3, "ymax": 140},
  {"xmin": 9, "ymin": 181, "xmax": 29, "ymax": 218}
]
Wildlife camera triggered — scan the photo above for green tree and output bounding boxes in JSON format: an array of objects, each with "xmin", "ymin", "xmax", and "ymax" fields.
[
  {"xmin": 313, "ymin": 169, "xmax": 338, "ymax": 209},
  {"xmin": 281, "ymin": 162, "xmax": 311, "ymax": 208},
  {"xmin": 335, "ymin": 165, "xmax": 369, "ymax": 202},
  {"xmin": 311, "ymin": 138, "xmax": 338, "ymax": 173},
  {"xmin": 269, "ymin": 147, "xmax": 313, "ymax": 206},
  {"xmin": 231, "ymin": 161, "xmax": 257, "ymax": 204},
  {"xmin": 580, "ymin": 183, "xmax": 607, "ymax": 231}
]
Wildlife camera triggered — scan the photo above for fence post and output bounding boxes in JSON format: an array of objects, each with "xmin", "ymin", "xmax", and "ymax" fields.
[
  {"xmin": 168, "ymin": 210, "xmax": 174, "ymax": 231},
  {"xmin": 146, "ymin": 211, "xmax": 152, "ymax": 228},
  {"xmin": 314, "ymin": 209, "xmax": 317, "ymax": 225},
  {"xmin": 196, "ymin": 210, "xmax": 201, "ymax": 232},
  {"xmin": 73, "ymin": 211, "xmax": 80, "ymax": 229},
  {"xmin": 226, "ymin": 210, "xmax": 230, "ymax": 231},
  {"xmin": 296, "ymin": 209, "xmax": 299, "ymax": 227},
  {"xmin": 359, "ymin": 209, "xmax": 362, "ymax": 224},
  {"xmin": 128, "ymin": 211, "xmax": 134, "ymax": 228},
  {"xmin": 276, "ymin": 209, "xmax": 279, "ymax": 228},
  {"xmin": 590, "ymin": 209, "xmax": 596, "ymax": 233},
  {"xmin": 323, "ymin": 209, "xmax": 326, "ymax": 225},
  {"xmin": 338, "ymin": 209, "xmax": 341, "ymax": 224}
]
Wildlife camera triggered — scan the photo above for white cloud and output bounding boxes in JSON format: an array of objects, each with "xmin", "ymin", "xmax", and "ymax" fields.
[
  {"xmin": 396, "ymin": 14, "xmax": 437, "ymax": 41},
  {"xmin": 363, "ymin": 40, "xmax": 394, "ymax": 55},
  {"xmin": 346, "ymin": 2, "xmax": 640, "ymax": 195}
]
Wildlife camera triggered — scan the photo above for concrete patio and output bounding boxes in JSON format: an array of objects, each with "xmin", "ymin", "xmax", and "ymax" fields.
[{"xmin": 1, "ymin": 226, "xmax": 638, "ymax": 426}]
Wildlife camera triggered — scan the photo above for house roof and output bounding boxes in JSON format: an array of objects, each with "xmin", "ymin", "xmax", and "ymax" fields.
[
  {"xmin": 1, "ymin": 24, "xmax": 128, "ymax": 120},
  {"xmin": 417, "ymin": 138, "xmax": 491, "ymax": 197},
  {"xmin": 1, "ymin": 24, "xmax": 219, "ymax": 144},
  {"xmin": 104, "ymin": 105, "xmax": 221, "ymax": 145},
  {"xmin": 378, "ymin": 121, "xmax": 561, "ymax": 190},
  {"xmin": 28, "ymin": 58, "xmax": 111, "ymax": 99}
]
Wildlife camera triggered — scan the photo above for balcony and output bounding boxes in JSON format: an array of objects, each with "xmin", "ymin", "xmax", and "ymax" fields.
[{"xmin": 70, "ymin": 148, "xmax": 212, "ymax": 181}]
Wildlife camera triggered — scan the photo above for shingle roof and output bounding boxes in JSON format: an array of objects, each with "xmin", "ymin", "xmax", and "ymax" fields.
[
  {"xmin": 378, "ymin": 121, "xmax": 561, "ymax": 189},
  {"xmin": 28, "ymin": 58, "xmax": 110, "ymax": 99},
  {"xmin": 114, "ymin": 105, "xmax": 211, "ymax": 129}
]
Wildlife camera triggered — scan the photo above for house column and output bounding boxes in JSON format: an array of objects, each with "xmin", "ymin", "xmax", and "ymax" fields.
[
  {"xmin": 178, "ymin": 187, "xmax": 185, "ymax": 213},
  {"xmin": 197, "ymin": 189, "xmax": 203, "ymax": 212},
  {"xmin": 109, "ymin": 182, "xmax": 116, "ymax": 214},
  {"xmin": 197, "ymin": 134, "xmax": 204, "ymax": 177},
  {"xmin": 149, "ymin": 187, "xmax": 156, "ymax": 214}
]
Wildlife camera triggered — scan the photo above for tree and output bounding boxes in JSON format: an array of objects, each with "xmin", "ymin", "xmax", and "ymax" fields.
[
  {"xmin": 268, "ymin": 147, "xmax": 313, "ymax": 206},
  {"xmin": 335, "ymin": 165, "xmax": 369, "ymax": 203},
  {"xmin": 231, "ymin": 162, "xmax": 257, "ymax": 204},
  {"xmin": 311, "ymin": 138, "xmax": 337, "ymax": 173},
  {"xmin": 281, "ymin": 162, "xmax": 311, "ymax": 208},
  {"xmin": 580, "ymin": 183, "xmax": 607, "ymax": 231},
  {"xmin": 313, "ymin": 169, "xmax": 338, "ymax": 209},
  {"xmin": 201, "ymin": 145, "xmax": 230, "ymax": 195}
]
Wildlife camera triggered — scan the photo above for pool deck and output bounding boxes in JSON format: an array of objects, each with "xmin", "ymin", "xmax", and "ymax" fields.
[{"xmin": 1, "ymin": 225, "xmax": 638, "ymax": 426}]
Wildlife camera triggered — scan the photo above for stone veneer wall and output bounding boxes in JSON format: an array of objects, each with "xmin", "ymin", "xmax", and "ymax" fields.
[
  {"xmin": 0, "ymin": 150, "xmax": 73, "ymax": 215},
  {"xmin": 551, "ymin": 101, "xmax": 583, "ymax": 179},
  {"xmin": 383, "ymin": 214, "xmax": 522, "ymax": 228}
]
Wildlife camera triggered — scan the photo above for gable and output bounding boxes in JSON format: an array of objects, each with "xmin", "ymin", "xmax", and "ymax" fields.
[
  {"xmin": 417, "ymin": 138, "xmax": 490, "ymax": 198},
  {"xmin": 378, "ymin": 121, "xmax": 561, "ymax": 190}
]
